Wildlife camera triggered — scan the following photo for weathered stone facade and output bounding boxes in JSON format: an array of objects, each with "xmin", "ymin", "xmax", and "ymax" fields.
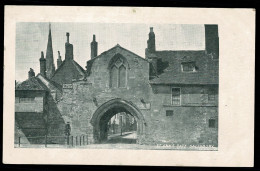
[
  {"xmin": 15, "ymin": 24, "xmax": 219, "ymax": 147},
  {"xmin": 57, "ymin": 45, "xmax": 151, "ymax": 144},
  {"xmin": 56, "ymin": 44, "xmax": 218, "ymax": 146}
]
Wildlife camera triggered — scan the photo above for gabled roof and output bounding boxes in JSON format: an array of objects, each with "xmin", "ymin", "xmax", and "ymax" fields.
[
  {"xmin": 86, "ymin": 44, "xmax": 148, "ymax": 76},
  {"xmin": 15, "ymin": 76, "xmax": 48, "ymax": 91},
  {"xmin": 150, "ymin": 50, "xmax": 219, "ymax": 85},
  {"xmin": 88, "ymin": 44, "xmax": 148, "ymax": 63},
  {"xmin": 51, "ymin": 59, "xmax": 85, "ymax": 79}
]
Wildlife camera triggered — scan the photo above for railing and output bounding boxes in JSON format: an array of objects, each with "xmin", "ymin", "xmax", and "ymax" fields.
[{"xmin": 16, "ymin": 135, "xmax": 89, "ymax": 148}]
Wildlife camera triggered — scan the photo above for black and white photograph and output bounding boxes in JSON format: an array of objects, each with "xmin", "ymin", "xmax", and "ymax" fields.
[
  {"xmin": 3, "ymin": 6, "xmax": 254, "ymax": 166},
  {"xmin": 14, "ymin": 22, "xmax": 219, "ymax": 150}
]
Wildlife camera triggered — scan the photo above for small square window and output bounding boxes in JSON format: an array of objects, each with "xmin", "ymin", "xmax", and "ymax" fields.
[
  {"xmin": 166, "ymin": 110, "xmax": 173, "ymax": 116},
  {"xmin": 209, "ymin": 119, "xmax": 216, "ymax": 128}
]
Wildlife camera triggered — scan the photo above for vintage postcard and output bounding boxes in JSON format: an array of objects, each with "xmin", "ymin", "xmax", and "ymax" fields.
[{"xmin": 3, "ymin": 6, "xmax": 255, "ymax": 166}]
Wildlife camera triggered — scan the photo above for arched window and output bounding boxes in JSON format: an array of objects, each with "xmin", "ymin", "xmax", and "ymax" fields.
[
  {"xmin": 109, "ymin": 56, "xmax": 127, "ymax": 88},
  {"xmin": 119, "ymin": 65, "xmax": 126, "ymax": 87}
]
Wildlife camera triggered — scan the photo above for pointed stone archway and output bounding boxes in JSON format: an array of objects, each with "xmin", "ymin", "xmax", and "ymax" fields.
[{"xmin": 90, "ymin": 98, "xmax": 146, "ymax": 144}]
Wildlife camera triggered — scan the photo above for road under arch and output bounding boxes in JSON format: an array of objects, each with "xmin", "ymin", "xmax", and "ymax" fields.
[{"xmin": 90, "ymin": 98, "xmax": 146, "ymax": 143}]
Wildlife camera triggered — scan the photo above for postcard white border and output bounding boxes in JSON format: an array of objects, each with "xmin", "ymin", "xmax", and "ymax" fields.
[{"xmin": 3, "ymin": 6, "xmax": 255, "ymax": 166}]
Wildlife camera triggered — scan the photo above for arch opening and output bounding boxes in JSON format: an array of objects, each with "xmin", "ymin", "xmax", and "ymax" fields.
[{"xmin": 90, "ymin": 99, "xmax": 146, "ymax": 144}]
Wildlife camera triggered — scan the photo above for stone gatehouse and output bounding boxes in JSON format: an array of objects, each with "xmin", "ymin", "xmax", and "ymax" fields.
[{"xmin": 15, "ymin": 24, "xmax": 219, "ymax": 146}]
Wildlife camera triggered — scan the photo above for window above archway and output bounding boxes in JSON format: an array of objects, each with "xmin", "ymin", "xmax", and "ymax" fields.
[{"xmin": 109, "ymin": 55, "xmax": 128, "ymax": 88}]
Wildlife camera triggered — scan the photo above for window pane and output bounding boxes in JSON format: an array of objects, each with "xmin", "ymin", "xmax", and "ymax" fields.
[
  {"xmin": 110, "ymin": 66, "xmax": 118, "ymax": 88},
  {"xmin": 172, "ymin": 88, "xmax": 180, "ymax": 96},
  {"xmin": 15, "ymin": 97, "xmax": 20, "ymax": 103},
  {"xmin": 208, "ymin": 94, "xmax": 215, "ymax": 101},
  {"xmin": 119, "ymin": 65, "xmax": 126, "ymax": 87},
  {"xmin": 209, "ymin": 119, "xmax": 216, "ymax": 128},
  {"xmin": 172, "ymin": 88, "xmax": 180, "ymax": 105},
  {"xmin": 19, "ymin": 97, "xmax": 35, "ymax": 103},
  {"xmin": 208, "ymin": 88, "xmax": 216, "ymax": 101},
  {"xmin": 166, "ymin": 110, "xmax": 173, "ymax": 116},
  {"xmin": 182, "ymin": 62, "xmax": 195, "ymax": 72}
]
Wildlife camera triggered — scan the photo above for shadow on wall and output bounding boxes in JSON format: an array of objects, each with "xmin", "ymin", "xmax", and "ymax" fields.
[
  {"xmin": 15, "ymin": 93, "xmax": 67, "ymax": 145},
  {"xmin": 157, "ymin": 59, "xmax": 169, "ymax": 75},
  {"xmin": 46, "ymin": 94, "xmax": 67, "ymax": 144},
  {"xmin": 15, "ymin": 112, "xmax": 47, "ymax": 144}
]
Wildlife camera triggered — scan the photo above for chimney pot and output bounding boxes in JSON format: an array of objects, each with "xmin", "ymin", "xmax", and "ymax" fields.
[
  {"xmin": 57, "ymin": 51, "xmax": 62, "ymax": 68},
  {"xmin": 40, "ymin": 52, "xmax": 46, "ymax": 77},
  {"xmin": 41, "ymin": 51, "xmax": 44, "ymax": 59},
  {"xmin": 65, "ymin": 33, "xmax": 74, "ymax": 60},
  {"xmin": 66, "ymin": 32, "xmax": 70, "ymax": 43}
]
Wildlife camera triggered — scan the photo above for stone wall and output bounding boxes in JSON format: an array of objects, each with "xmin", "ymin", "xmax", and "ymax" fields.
[
  {"xmin": 57, "ymin": 46, "xmax": 151, "ymax": 144},
  {"xmin": 148, "ymin": 84, "xmax": 218, "ymax": 146},
  {"xmin": 56, "ymin": 46, "xmax": 218, "ymax": 146}
]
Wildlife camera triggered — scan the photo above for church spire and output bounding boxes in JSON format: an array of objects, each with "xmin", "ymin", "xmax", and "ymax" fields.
[{"xmin": 46, "ymin": 23, "xmax": 55, "ymax": 79}]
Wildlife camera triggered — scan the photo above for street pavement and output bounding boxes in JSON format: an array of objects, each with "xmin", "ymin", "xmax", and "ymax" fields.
[{"xmin": 15, "ymin": 131, "xmax": 217, "ymax": 150}]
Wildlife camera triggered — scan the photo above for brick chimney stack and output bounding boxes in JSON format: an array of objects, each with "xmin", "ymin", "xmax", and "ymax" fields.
[
  {"xmin": 205, "ymin": 25, "xmax": 219, "ymax": 58},
  {"xmin": 65, "ymin": 32, "xmax": 74, "ymax": 60},
  {"xmin": 145, "ymin": 27, "xmax": 158, "ymax": 76},
  {"xmin": 39, "ymin": 51, "xmax": 46, "ymax": 77},
  {"xmin": 147, "ymin": 27, "xmax": 156, "ymax": 53},
  {"xmin": 28, "ymin": 68, "xmax": 35, "ymax": 79},
  {"xmin": 91, "ymin": 34, "xmax": 98, "ymax": 59},
  {"xmin": 57, "ymin": 51, "xmax": 62, "ymax": 68}
]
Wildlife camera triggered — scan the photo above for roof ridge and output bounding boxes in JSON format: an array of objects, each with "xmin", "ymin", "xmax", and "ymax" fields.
[
  {"xmin": 37, "ymin": 73, "xmax": 62, "ymax": 91},
  {"xmin": 86, "ymin": 45, "xmax": 148, "ymax": 63}
]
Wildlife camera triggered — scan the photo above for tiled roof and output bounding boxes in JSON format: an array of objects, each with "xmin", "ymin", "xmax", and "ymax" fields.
[
  {"xmin": 150, "ymin": 50, "xmax": 219, "ymax": 85},
  {"xmin": 15, "ymin": 76, "xmax": 48, "ymax": 91},
  {"xmin": 51, "ymin": 59, "xmax": 85, "ymax": 79}
]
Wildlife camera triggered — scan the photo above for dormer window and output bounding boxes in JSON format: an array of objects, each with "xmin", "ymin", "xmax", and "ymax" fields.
[{"xmin": 181, "ymin": 62, "xmax": 196, "ymax": 72}]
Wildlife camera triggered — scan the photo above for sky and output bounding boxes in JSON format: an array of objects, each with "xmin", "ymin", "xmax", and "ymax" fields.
[{"xmin": 15, "ymin": 23, "xmax": 205, "ymax": 82}]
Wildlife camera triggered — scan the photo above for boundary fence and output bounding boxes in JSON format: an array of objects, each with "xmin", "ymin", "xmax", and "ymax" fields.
[{"xmin": 16, "ymin": 135, "xmax": 89, "ymax": 148}]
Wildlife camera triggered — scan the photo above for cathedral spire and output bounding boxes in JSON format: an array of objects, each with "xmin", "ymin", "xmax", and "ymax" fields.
[{"xmin": 46, "ymin": 23, "xmax": 55, "ymax": 79}]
